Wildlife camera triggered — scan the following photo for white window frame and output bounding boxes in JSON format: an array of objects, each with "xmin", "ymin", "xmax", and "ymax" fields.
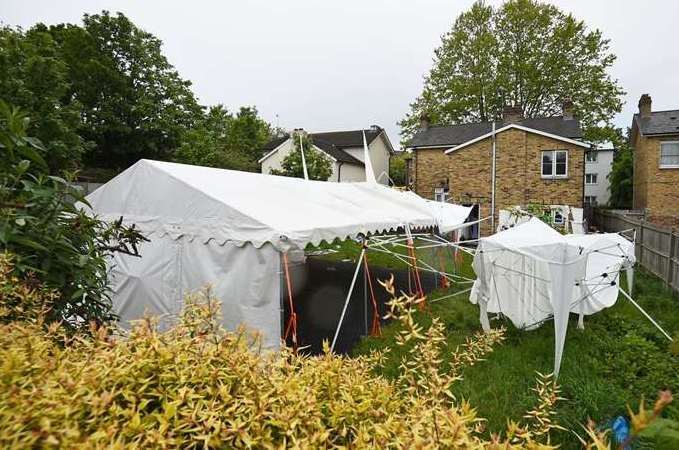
[
  {"xmin": 585, "ymin": 173, "xmax": 598, "ymax": 185},
  {"xmin": 541, "ymin": 150, "xmax": 568, "ymax": 179},
  {"xmin": 660, "ymin": 141, "xmax": 679, "ymax": 169},
  {"xmin": 552, "ymin": 210, "xmax": 565, "ymax": 225},
  {"xmin": 586, "ymin": 151, "xmax": 598, "ymax": 163},
  {"xmin": 584, "ymin": 195, "xmax": 597, "ymax": 206},
  {"xmin": 434, "ymin": 187, "xmax": 448, "ymax": 203}
]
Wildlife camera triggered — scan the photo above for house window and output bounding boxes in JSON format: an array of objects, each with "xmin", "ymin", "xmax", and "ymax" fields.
[
  {"xmin": 585, "ymin": 173, "xmax": 598, "ymax": 184},
  {"xmin": 586, "ymin": 151, "xmax": 598, "ymax": 163},
  {"xmin": 584, "ymin": 196, "xmax": 597, "ymax": 206},
  {"xmin": 660, "ymin": 141, "xmax": 679, "ymax": 168},
  {"xmin": 552, "ymin": 210, "xmax": 565, "ymax": 225},
  {"xmin": 541, "ymin": 150, "xmax": 568, "ymax": 178},
  {"xmin": 434, "ymin": 187, "xmax": 448, "ymax": 202}
]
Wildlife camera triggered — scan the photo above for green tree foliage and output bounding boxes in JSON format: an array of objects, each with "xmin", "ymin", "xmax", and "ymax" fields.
[
  {"xmin": 608, "ymin": 141, "xmax": 634, "ymax": 208},
  {"xmin": 48, "ymin": 11, "xmax": 203, "ymax": 169},
  {"xmin": 0, "ymin": 102, "xmax": 147, "ymax": 328},
  {"xmin": 270, "ymin": 132, "xmax": 333, "ymax": 181},
  {"xmin": 400, "ymin": 0, "xmax": 624, "ymax": 143},
  {"xmin": 174, "ymin": 105, "xmax": 272, "ymax": 171},
  {"xmin": 389, "ymin": 152, "xmax": 408, "ymax": 186},
  {"xmin": 0, "ymin": 26, "xmax": 87, "ymax": 172}
]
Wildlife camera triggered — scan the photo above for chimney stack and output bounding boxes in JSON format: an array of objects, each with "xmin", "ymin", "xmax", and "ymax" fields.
[
  {"xmin": 562, "ymin": 99, "xmax": 574, "ymax": 120},
  {"xmin": 419, "ymin": 113, "xmax": 430, "ymax": 130},
  {"xmin": 638, "ymin": 94, "xmax": 652, "ymax": 118},
  {"xmin": 502, "ymin": 105, "xmax": 523, "ymax": 124}
]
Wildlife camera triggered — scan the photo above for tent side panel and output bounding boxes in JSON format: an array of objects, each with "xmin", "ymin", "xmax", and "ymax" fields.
[
  {"xmin": 108, "ymin": 237, "xmax": 182, "ymax": 330},
  {"xmin": 179, "ymin": 240, "xmax": 282, "ymax": 351}
]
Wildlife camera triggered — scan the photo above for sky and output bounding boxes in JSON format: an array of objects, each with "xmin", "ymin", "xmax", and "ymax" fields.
[{"xmin": 3, "ymin": 0, "xmax": 678, "ymax": 148}]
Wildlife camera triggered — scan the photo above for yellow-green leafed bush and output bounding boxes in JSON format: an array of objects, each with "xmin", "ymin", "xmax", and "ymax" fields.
[{"xmin": 1, "ymin": 259, "xmax": 652, "ymax": 449}]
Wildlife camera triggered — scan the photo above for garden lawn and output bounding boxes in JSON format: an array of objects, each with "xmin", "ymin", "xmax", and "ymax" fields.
[{"xmin": 316, "ymin": 239, "xmax": 679, "ymax": 448}]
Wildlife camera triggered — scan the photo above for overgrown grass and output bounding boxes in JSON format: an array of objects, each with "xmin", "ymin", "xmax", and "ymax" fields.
[{"xmin": 324, "ymin": 239, "xmax": 679, "ymax": 448}]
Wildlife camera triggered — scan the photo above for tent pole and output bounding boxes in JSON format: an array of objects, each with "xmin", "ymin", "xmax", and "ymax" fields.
[
  {"xmin": 490, "ymin": 121, "xmax": 497, "ymax": 232},
  {"xmin": 619, "ymin": 287, "xmax": 673, "ymax": 341},
  {"xmin": 364, "ymin": 255, "xmax": 368, "ymax": 336},
  {"xmin": 331, "ymin": 248, "xmax": 366, "ymax": 352},
  {"xmin": 299, "ymin": 132, "xmax": 309, "ymax": 181}
]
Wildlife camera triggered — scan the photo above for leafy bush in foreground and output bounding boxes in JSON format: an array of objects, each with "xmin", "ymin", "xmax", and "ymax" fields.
[
  {"xmin": 0, "ymin": 102, "xmax": 147, "ymax": 329},
  {"xmin": 0, "ymin": 262, "xmax": 671, "ymax": 448}
]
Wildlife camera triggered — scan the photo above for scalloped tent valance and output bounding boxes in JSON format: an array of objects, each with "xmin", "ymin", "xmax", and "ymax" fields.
[{"xmin": 85, "ymin": 160, "xmax": 472, "ymax": 251}]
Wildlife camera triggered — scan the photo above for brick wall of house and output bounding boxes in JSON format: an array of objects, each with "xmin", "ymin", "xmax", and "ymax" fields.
[
  {"xmin": 633, "ymin": 132, "xmax": 679, "ymax": 227},
  {"xmin": 414, "ymin": 128, "xmax": 585, "ymax": 236}
]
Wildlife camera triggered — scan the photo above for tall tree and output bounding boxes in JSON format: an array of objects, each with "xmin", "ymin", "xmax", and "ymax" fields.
[
  {"xmin": 0, "ymin": 26, "xmax": 87, "ymax": 171},
  {"xmin": 48, "ymin": 11, "xmax": 203, "ymax": 169},
  {"xmin": 607, "ymin": 128, "xmax": 633, "ymax": 208},
  {"xmin": 400, "ymin": 0, "xmax": 624, "ymax": 143},
  {"xmin": 174, "ymin": 105, "xmax": 273, "ymax": 171}
]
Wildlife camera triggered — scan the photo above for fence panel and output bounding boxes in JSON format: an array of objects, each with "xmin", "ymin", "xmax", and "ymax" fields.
[{"xmin": 593, "ymin": 209, "xmax": 677, "ymax": 294}]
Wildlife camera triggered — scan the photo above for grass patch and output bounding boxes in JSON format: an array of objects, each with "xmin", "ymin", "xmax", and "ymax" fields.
[{"xmin": 345, "ymin": 249, "xmax": 679, "ymax": 448}]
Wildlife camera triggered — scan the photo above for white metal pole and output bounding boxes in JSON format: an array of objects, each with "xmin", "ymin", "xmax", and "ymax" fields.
[
  {"xmin": 299, "ymin": 132, "xmax": 309, "ymax": 181},
  {"xmin": 491, "ymin": 121, "xmax": 496, "ymax": 233},
  {"xmin": 331, "ymin": 248, "xmax": 366, "ymax": 352},
  {"xmin": 619, "ymin": 287, "xmax": 673, "ymax": 341}
]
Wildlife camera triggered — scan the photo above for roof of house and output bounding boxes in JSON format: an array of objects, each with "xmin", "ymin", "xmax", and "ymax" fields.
[
  {"xmin": 313, "ymin": 139, "xmax": 364, "ymax": 165},
  {"xmin": 408, "ymin": 116, "xmax": 583, "ymax": 148},
  {"xmin": 261, "ymin": 127, "xmax": 388, "ymax": 165},
  {"xmin": 633, "ymin": 110, "xmax": 679, "ymax": 136}
]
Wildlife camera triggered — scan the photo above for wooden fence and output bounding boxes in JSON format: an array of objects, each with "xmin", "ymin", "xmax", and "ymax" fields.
[{"xmin": 593, "ymin": 209, "xmax": 679, "ymax": 293}]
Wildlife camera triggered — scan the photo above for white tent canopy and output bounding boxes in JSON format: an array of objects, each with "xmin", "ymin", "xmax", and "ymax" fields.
[
  {"xmin": 88, "ymin": 160, "xmax": 471, "ymax": 252},
  {"xmin": 470, "ymin": 218, "xmax": 635, "ymax": 375},
  {"xmin": 86, "ymin": 160, "xmax": 472, "ymax": 349}
]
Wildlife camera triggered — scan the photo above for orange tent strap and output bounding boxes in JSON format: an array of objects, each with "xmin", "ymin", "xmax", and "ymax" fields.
[
  {"xmin": 282, "ymin": 252, "xmax": 298, "ymax": 350},
  {"xmin": 438, "ymin": 247, "xmax": 450, "ymax": 288},
  {"xmin": 362, "ymin": 251, "xmax": 381, "ymax": 337}
]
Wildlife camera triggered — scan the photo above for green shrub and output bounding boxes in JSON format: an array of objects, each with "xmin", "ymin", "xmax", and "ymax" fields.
[
  {"xmin": 0, "ymin": 101, "xmax": 147, "ymax": 329},
  {"xmin": 0, "ymin": 266, "xmax": 576, "ymax": 449}
]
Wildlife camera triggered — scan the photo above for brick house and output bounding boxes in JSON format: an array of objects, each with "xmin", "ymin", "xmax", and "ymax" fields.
[
  {"xmin": 631, "ymin": 94, "xmax": 679, "ymax": 227},
  {"xmin": 406, "ymin": 103, "xmax": 590, "ymax": 236}
]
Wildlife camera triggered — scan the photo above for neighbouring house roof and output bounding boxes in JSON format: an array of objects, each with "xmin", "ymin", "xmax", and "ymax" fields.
[
  {"xmin": 633, "ymin": 110, "xmax": 679, "ymax": 136},
  {"xmin": 408, "ymin": 116, "xmax": 583, "ymax": 149},
  {"xmin": 260, "ymin": 127, "xmax": 390, "ymax": 165},
  {"xmin": 443, "ymin": 123, "xmax": 590, "ymax": 154},
  {"xmin": 313, "ymin": 139, "xmax": 364, "ymax": 165}
]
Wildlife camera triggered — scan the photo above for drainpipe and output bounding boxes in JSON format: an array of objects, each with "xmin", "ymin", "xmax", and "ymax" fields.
[
  {"xmin": 337, "ymin": 162, "xmax": 343, "ymax": 182},
  {"xmin": 491, "ymin": 121, "xmax": 497, "ymax": 232}
]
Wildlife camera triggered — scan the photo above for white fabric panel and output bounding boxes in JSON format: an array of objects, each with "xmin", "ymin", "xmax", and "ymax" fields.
[
  {"xmin": 85, "ymin": 160, "xmax": 471, "ymax": 252},
  {"xmin": 470, "ymin": 218, "xmax": 635, "ymax": 375},
  {"xmin": 109, "ymin": 237, "xmax": 281, "ymax": 350},
  {"xmin": 179, "ymin": 241, "xmax": 281, "ymax": 350},
  {"xmin": 564, "ymin": 233, "xmax": 636, "ymax": 315},
  {"xmin": 108, "ymin": 237, "xmax": 182, "ymax": 331}
]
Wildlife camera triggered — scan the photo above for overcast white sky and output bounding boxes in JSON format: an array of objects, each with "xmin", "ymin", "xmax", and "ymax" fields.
[{"xmin": 3, "ymin": 0, "xmax": 678, "ymax": 147}]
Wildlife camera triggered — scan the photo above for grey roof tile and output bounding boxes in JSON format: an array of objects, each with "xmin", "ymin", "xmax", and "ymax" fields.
[
  {"xmin": 634, "ymin": 111, "xmax": 679, "ymax": 136},
  {"xmin": 409, "ymin": 116, "xmax": 582, "ymax": 148}
]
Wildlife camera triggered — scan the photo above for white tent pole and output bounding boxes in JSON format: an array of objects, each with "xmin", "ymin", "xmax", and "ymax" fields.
[
  {"xmin": 362, "ymin": 130, "xmax": 377, "ymax": 184},
  {"xmin": 331, "ymin": 248, "xmax": 366, "ymax": 352},
  {"xmin": 299, "ymin": 132, "xmax": 309, "ymax": 181},
  {"xmin": 490, "ymin": 121, "xmax": 497, "ymax": 232},
  {"xmin": 618, "ymin": 287, "xmax": 673, "ymax": 341}
]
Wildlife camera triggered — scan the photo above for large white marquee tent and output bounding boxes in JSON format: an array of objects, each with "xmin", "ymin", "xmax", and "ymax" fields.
[{"xmin": 85, "ymin": 159, "xmax": 472, "ymax": 350}]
